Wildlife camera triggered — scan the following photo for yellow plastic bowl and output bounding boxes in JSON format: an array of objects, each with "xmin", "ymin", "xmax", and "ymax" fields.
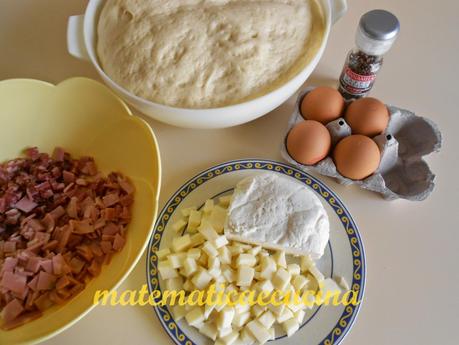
[{"xmin": 0, "ymin": 77, "xmax": 161, "ymax": 344}]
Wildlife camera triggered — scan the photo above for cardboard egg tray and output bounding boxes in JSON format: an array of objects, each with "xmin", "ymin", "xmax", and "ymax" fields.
[{"xmin": 281, "ymin": 87, "xmax": 442, "ymax": 201}]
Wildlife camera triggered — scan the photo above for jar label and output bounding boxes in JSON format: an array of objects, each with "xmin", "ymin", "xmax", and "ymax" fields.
[{"xmin": 339, "ymin": 67, "xmax": 376, "ymax": 97}]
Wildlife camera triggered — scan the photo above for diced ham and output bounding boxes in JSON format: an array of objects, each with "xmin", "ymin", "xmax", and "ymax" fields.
[
  {"xmin": 1, "ymin": 299, "xmax": 24, "ymax": 323},
  {"xmin": 25, "ymin": 257, "xmax": 41, "ymax": 273},
  {"xmin": 72, "ymin": 220, "xmax": 94, "ymax": 234},
  {"xmin": 37, "ymin": 271, "xmax": 57, "ymax": 291},
  {"xmin": 0, "ymin": 272, "xmax": 27, "ymax": 295},
  {"xmin": 0, "ymin": 148, "xmax": 133, "ymax": 329},
  {"xmin": 102, "ymin": 193, "xmax": 119, "ymax": 207},
  {"xmin": 14, "ymin": 197, "xmax": 37, "ymax": 213},
  {"xmin": 112, "ymin": 234, "xmax": 125, "ymax": 252}
]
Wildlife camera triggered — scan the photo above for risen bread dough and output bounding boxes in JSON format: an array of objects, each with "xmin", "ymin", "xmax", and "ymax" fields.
[{"xmin": 97, "ymin": 0, "xmax": 325, "ymax": 108}]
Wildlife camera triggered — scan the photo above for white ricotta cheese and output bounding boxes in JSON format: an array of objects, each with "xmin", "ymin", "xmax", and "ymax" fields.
[{"xmin": 224, "ymin": 173, "xmax": 329, "ymax": 259}]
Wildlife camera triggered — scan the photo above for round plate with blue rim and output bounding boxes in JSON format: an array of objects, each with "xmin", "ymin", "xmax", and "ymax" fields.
[{"xmin": 146, "ymin": 159, "xmax": 366, "ymax": 345}]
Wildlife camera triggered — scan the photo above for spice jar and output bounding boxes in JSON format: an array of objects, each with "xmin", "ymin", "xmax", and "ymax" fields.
[{"xmin": 339, "ymin": 10, "xmax": 400, "ymax": 100}]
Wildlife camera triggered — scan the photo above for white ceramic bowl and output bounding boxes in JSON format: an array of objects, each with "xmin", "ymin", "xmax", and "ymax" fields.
[{"xmin": 67, "ymin": 0, "xmax": 347, "ymax": 129}]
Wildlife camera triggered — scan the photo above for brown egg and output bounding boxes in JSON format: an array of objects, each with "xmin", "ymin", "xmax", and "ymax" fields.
[
  {"xmin": 333, "ymin": 135, "xmax": 380, "ymax": 180},
  {"xmin": 345, "ymin": 97, "xmax": 389, "ymax": 137},
  {"xmin": 300, "ymin": 87, "xmax": 345, "ymax": 124},
  {"xmin": 286, "ymin": 120, "xmax": 331, "ymax": 165}
]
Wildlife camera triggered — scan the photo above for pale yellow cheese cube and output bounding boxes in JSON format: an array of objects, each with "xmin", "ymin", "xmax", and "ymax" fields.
[
  {"xmin": 237, "ymin": 253, "xmax": 257, "ymax": 267},
  {"xmin": 294, "ymin": 309, "xmax": 306, "ymax": 324},
  {"xmin": 158, "ymin": 260, "xmax": 178, "ymax": 280},
  {"xmin": 168, "ymin": 253, "xmax": 186, "ymax": 269},
  {"xmin": 198, "ymin": 252, "xmax": 209, "ymax": 266},
  {"xmin": 172, "ymin": 234, "xmax": 192, "ymax": 253},
  {"xmin": 240, "ymin": 328, "xmax": 256, "ymax": 345},
  {"xmin": 191, "ymin": 269, "xmax": 213, "ymax": 289},
  {"xmin": 219, "ymin": 246, "xmax": 232, "ymax": 264},
  {"xmin": 222, "ymin": 267, "xmax": 236, "ymax": 283},
  {"xmin": 187, "ymin": 248, "xmax": 201, "ymax": 260},
  {"xmin": 203, "ymin": 199, "xmax": 215, "ymax": 214},
  {"xmin": 251, "ymin": 304, "xmax": 266, "ymax": 318},
  {"xmin": 172, "ymin": 219, "xmax": 187, "ymax": 233},
  {"xmin": 246, "ymin": 320, "xmax": 271, "ymax": 345},
  {"xmin": 273, "ymin": 250, "xmax": 287, "ymax": 268},
  {"xmin": 172, "ymin": 305, "xmax": 186, "ymax": 321},
  {"xmin": 181, "ymin": 206, "xmax": 197, "ymax": 218},
  {"xmin": 267, "ymin": 302, "xmax": 285, "ymax": 316},
  {"xmin": 282, "ymin": 318, "xmax": 299, "ymax": 337},
  {"xmin": 187, "ymin": 210, "xmax": 202, "ymax": 230},
  {"xmin": 272, "ymin": 268, "xmax": 291, "ymax": 290},
  {"xmin": 190, "ymin": 233, "xmax": 206, "ymax": 247},
  {"xmin": 287, "ymin": 263, "xmax": 301, "ymax": 276},
  {"xmin": 259, "ymin": 256, "xmax": 276, "ymax": 280},
  {"xmin": 202, "ymin": 241, "xmax": 219, "ymax": 257},
  {"xmin": 217, "ymin": 306, "xmax": 235, "ymax": 330},
  {"xmin": 276, "ymin": 307, "xmax": 294, "ymax": 323},
  {"xmin": 256, "ymin": 279, "xmax": 274, "ymax": 293},
  {"xmin": 185, "ymin": 307, "xmax": 205, "ymax": 327},
  {"xmin": 204, "ymin": 303, "xmax": 216, "ymax": 319},
  {"xmin": 200, "ymin": 321, "xmax": 218, "ymax": 341},
  {"xmin": 210, "ymin": 206, "xmax": 227, "ymax": 233},
  {"xmin": 213, "ymin": 235, "xmax": 229, "ymax": 249},
  {"xmin": 221, "ymin": 331, "xmax": 239, "ymax": 345},
  {"xmin": 228, "ymin": 245, "xmax": 243, "ymax": 256},
  {"xmin": 336, "ymin": 276, "xmax": 350, "ymax": 291},
  {"xmin": 237, "ymin": 266, "xmax": 255, "ymax": 287},
  {"xmin": 183, "ymin": 257, "xmax": 198, "ymax": 277},
  {"xmin": 155, "ymin": 248, "xmax": 171, "ymax": 260},
  {"xmin": 199, "ymin": 222, "xmax": 219, "ymax": 241},
  {"xmin": 208, "ymin": 256, "xmax": 221, "ymax": 270},
  {"xmin": 247, "ymin": 246, "xmax": 262, "ymax": 256},
  {"xmin": 208, "ymin": 267, "xmax": 222, "ymax": 279},
  {"xmin": 309, "ymin": 265, "xmax": 325, "ymax": 282},
  {"xmin": 218, "ymin": 327, "xmax": 233, "ymax": 338},
  {"xmin": 292, "ymin": 274, "xmax": 309, "ymax": 291},
  {"xmin": 257, "ymin": 310, "xmax": 275, "ymax": 328},
  {"xmin": 165, "ymin": 276, "xmax": 184, "ymax": 292}
]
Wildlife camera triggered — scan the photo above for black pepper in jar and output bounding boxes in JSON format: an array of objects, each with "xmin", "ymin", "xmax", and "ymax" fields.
[{"xmin": 338, "ymin": 10, "xmax": 400, "ymax": 100}]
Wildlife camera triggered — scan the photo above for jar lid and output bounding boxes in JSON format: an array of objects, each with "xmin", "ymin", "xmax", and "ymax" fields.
[{"xmin": 359, "ymin": 10, "xmax": 400, "ymax": 41}]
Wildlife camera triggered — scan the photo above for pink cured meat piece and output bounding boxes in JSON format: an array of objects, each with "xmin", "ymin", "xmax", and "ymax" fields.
[
  {"xmin": 0, "ymin": 272, "xmax": 27, "ymax": 295},
  {"xmin": 14, "ymin": 197, "xmax": 37, "ymax": 213}
]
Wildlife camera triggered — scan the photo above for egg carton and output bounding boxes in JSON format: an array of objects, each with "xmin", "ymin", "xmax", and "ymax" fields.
[{"xmin": 280, "ymin": 87, "xmax": 442, "ymax": 201}]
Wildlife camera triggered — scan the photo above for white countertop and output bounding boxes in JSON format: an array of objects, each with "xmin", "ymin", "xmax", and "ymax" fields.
[{"xmin": 1, "ymin": 0, "xmax": 458, "ymax": 344}]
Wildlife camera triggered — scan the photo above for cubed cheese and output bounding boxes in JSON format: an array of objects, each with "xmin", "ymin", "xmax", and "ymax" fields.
[
  {"xmin": 240, "ymin": 328, "xmax": 256, "ymax": 345},
  {"xmin": 317, "ymin": 278, "xmax": 342, "ymax": 304},
  {"xmin": 202, "ymin": 241, "xmax": 219, "ymax": 257},
  {"xmin": 187, "ymin": 210, "xmax": 202, "ymax": 230},
  {"xmin": 267, "ymin": 302, "xmax": 284, "ymax": 316},
  {"xmin": 183, "ymin": 279, "xmax": 194, "ymax": 292},
  {"xmin": 237, "ymin": 253, "xmax": 257, "ymax": 267},
  {"xmin": 292, "ymin": 274, "xmax": 309, "ymax": 291},
  {"xmin": 183, "ymin": 257, "xmax": 198, "ymax": 276},
  {"xmin": 158, "ymin": 260, "xmax": 178, "ymax": 280},
  {"xmin": 210, "ymin": 206, "xmax": 227, "ymax": 233},
  {"xmin": 219, "ymin": 327, "xmax": 233, "ymax": 338},
  {"xmin": 247, "ymin": 246, "xmax": 262, "ymax": 256},
  {"xmin": 203, "ymin": 199, "xmax": 215, "ymax": 214},
  {"xmin": 259, "ymin": 256, "xmax": 276, "ymax": 280},
  {"xmin": 181, "ymin": 206, "xmax": 197, "ymax": 217},
  {"xmin": 309, "ymin": 265, "xmax": 325, "ymax": 282},
  {"xmin": 273, "ymin": 250, "xmax": 287, "ymax": 268},
  {"xmin": 257, "ymin": 310, "xmax": 275, "ymax": 328},
  {"xmin": 220, "ymin": 330, "xmax": 239, "ymax": 345},
  {"xmin": 272, "ymin": 268, "xmax": 291, "ymax": 290},
  {"xmin": 200, "ymin": 321, "xmax": 218, "ymax": 340},
  {"xmin": 172, "ymin": 219, "xmax": 187, "ymax": 233},
  {"xmin": 208, "ymin": 256, "xmax": 221, "ymax": 270},
  {"xmin": 276, "ymin": 307, "xmax": 294, "ymax": 323},
  {"xmin": 165, "ymin": 276, "xmax": 184, "ymax": 292},
  {"xmin": 198, "ymin": 252, "xmax": 209, "ymax": 266},
  {"xmin": 191, "ymin": 269, "xmax": 213, "ymax": 289},
  {"xmin": 287, "ymin": 263, "xmax": 301, "ymax": 276},
  {"xmin": 228, "ymin": 245, "xmax": 243, "ymax": 256},
  {"xmin": 172, "ymin": 305, "xmax": 186, "ymax": 321},
  {"xmin": 199, "ymin": 222, "xmax": 219, "ymax": 241},
  {"xmin": 268, "ymin": 328, "xmax": 275, "ymax": 340},
  {"xmin": 190, "ymin": 233, "xmax": 206, "ymax": 247},
  {"xmin": 251, "ymin": 304, "xmax": 266, "ymax": 318},
  {"xmin": 208, "ymin": 267, "xmax": 222, "ymax": 279},
  {"xmin": 237, "ymin": 266, "xmax": 255, "ymax": 287},
  {"xmin": 213, "ymin": 235, "xmax": 229, "ymax": 249},
  {"xmin": 217, "ymin": 306, "xmax": 235, "ymax": 330},
  {"xmin": 294, "ymin": 309, "xmax": 306, "ymax": 324},
  {"xmin": 256, "ymin": 279, "xmax": 274, "ymax": 293},
  {"xmin": 185, "ymin": 307, "xmax": 205, "ymax": 327},
  {"xmin": 168, "ymin": 253, "xmax": 186, "ymax": 268},
  {"xmin": 155, "ymin": 248, "xmax": 171, "ymax": 260},
  {"xmin": 222, "ymin": 267, "xmax": 236, "ymax": 283},
  {"xmin": 233, "ymin": 311, "xmax": 251, "ymax": 327},
  {"xmin": 246, "ymin": 320, "xmax": 271, "ymax": 345},
  {"xmin": 187, "ymin": 248, "xmax": 201, "ymax": 260},
  {"xmin": 219, "ymin": 195, "xmax": 232, "ymax": 207},
  {"xmin": 282, "ymin": 318, "xmax": 299, "ymax": 337},
  {"xmin": 219, "ymin": 246, "xmax": 232, "ymax": 264},
  {"xmin": 336, "ymin": 276, "xmax": 350, "ymax": 291},
  {"xmin": 172, "ymin": 234, "xmax": 192, "ymax": 252}
]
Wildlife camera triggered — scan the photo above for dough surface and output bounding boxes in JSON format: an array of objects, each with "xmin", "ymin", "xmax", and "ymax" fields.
[{"xmin": 97, "ymin": 0, "xmax": 325, "ymax": 108}]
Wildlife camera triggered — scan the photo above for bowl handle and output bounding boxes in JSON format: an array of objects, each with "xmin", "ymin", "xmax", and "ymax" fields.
[
  {"xmin": 67, "ymin": 15, "xmax": 90, "ymax": 61},
  {"xmin": 331, "ymin": 0, "xmax": 348, "ymax": 24}
]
